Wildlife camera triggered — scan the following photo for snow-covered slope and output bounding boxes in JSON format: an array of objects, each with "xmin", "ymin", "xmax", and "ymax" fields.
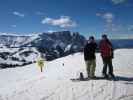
[
  {"xmin": 0, "ymin": 47, "xmax": 40, "ymax": 68},
  {"xmin": 0, "ymin": 49, "xmax": 133, "ymax": 100}
]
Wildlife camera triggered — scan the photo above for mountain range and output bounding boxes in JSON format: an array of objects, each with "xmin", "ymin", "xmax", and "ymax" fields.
[
  {"xmin": 0, "ymin": 31, "xmax": 86, "ymax": 68},
  {"xmin": 0, "ymin": 31, "xmax": 133, "ymax": 68}
]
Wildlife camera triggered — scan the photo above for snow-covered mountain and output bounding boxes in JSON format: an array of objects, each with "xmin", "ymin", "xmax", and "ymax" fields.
[
  {"xmin": 0, "ymin": 49, "xmax": 133, "ymax": 100},
  {"xmin": 0, "ymin": 31, "xmax": 86, "ymax": 68},
  {"xmin": 0, "ymin": 31, "xmax": 85, "ymax": 49}
]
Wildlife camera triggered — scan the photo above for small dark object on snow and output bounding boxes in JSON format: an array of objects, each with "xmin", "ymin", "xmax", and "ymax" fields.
[
  {"xmin": 62, "ymin": 63, "xmax": 64, "ymax": 66},
  {"xmin": 80, "ymin": 72, "xmax": 84, "ymax": 80}
]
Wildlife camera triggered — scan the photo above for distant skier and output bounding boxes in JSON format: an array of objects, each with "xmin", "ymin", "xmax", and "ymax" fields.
[
  {"xmin": 99, "ymin": 34, "xmax": 115, "ymax": 78},
  {"xmin": 84, "ymin": 36, "xmax": 97, "ymax": 78},
  {"xmin": 36, "ymin": 54, "xmax": 45, "ymax": 72}
]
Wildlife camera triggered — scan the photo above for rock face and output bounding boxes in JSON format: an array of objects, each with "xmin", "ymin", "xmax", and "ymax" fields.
[{"xmin": 27, "ymin": 31, "xmax": 86, "ymax": 60}]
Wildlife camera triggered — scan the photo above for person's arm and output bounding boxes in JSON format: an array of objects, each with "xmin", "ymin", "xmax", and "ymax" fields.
[
  {"xmin": 83, "ymin": 44, "xmax": 88, "ymax": 60},
  {"xmin": 94, "ymin": 42, "xmax": 99, "ymax": 52},
  {"xmin": 95, "ymin": 42, "xmax": 98, "ymax": 49},
  {"xmin": 107, "ymin": 39, "xmax": 113, "ymax": 49},
  {"xmin": 83, "ymin": 44, "xmax": 87, "ymax": 53},
  {"xmin": 107, "ymin": 39, "xmax": 114, "ymax": 58},
  {"xmin": 99, "ymin": 41, "xmax": 102, "ymax": 52}
]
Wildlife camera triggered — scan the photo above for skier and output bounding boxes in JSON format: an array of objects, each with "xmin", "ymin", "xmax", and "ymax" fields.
[
  {"xmin": 84, "ymin": 36, "xmax": 97, "ymax": 79},
  {"xmin": 36, "ymin": 55, "xmax": 45, "ymax": 72},
  {"xmin": 99, "ymin": 34, "xmax": 115, "ymax": 79}
]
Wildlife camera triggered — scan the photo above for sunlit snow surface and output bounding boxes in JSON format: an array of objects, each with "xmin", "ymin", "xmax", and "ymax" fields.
[{"xmin": 0, "ymin": 49, "xmax": 133, "ymax": 100}]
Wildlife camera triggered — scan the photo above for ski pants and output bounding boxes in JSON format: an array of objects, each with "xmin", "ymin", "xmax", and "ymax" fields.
[
  {"xmin": 102, "ymin": 57, "xmax": 114, "ymax": 76},
  {"xmin": 85, "ymin": 59, "xmax": 96, "ymax": 77}
]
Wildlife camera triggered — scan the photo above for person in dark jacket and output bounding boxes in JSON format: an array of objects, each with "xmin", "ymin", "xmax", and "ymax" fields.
[
  {"xmin": 99, "ymin": 34, "xmax": 115, "ymax": 78},
  {"xmin": 84, "ymin": 36, "xmax": 97, "ymax": 78}
]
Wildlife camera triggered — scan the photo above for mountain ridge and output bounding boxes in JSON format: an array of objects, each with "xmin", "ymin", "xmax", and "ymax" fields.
[{"xmin": 0, "ymin": 31, "xmax": 133, "ymax": 68}]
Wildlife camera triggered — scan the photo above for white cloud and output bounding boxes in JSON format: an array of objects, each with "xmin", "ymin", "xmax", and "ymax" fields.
[
  {"xmin": 13, "ymin": 11, "xmax": 25, "ymax": 17},
  {"xmin": 96, "ymin": 11, "xmax": 133, "ymax": 35},
  {"xmin": 111, "ymin": 0, "xmax": 127, "ymax": 4},
  {"xmin": 96, "ymin": 12, "xmax": 114, "ymax": 23},
  {"xmin": 36, "ymin": 11, "xmax": 45, "ymax": 15},
  {"xmin": 11, "ymin": 25, "xmax": 17, "ymax": 28},
  {"xmin": 96, "ymin": 12, "xmax": 115, "ymax": 33},
  {"xmin": 96, "ymin": 13, "xmax": 102, "ymax": 17},
  {"xmin": 47, "ymin": 30, "xmax": 55, "ymax": 33},
  {"xmin": 128, "ymin": 25, "xmax": 133, "ymax": 31},
  {"xmin": 42, "ymin": 16, "xmax": 77, "ymax": 28},
  {"xmin": 103, "ymin": 13, "xmax": 114, "ymax": 23}
]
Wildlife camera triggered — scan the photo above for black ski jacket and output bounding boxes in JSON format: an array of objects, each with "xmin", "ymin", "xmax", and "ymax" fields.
[{"xmin": 84, "ymin": 42, "xmax": 97, "ymax": 61}]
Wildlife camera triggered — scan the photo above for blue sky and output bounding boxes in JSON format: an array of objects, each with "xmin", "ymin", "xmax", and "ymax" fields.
[{"xmin": 0, "ymin": 0, "xmax": 133, "ymax": 38}]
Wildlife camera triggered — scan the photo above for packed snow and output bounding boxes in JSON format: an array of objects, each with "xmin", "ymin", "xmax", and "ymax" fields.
[{"xmin": 0, "ymin": 49, "xmax": 133, "ymax": 100}]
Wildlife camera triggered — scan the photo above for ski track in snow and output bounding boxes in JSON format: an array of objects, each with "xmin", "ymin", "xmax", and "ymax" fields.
[{"xmin": 0, "ymin": 49, "xmax": 133, "ymax": 100}]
